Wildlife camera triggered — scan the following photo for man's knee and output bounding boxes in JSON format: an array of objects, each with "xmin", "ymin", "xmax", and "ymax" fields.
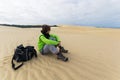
[{"xmin": 48, "ymin": 45, "xmax": 59, "ymax": 54}]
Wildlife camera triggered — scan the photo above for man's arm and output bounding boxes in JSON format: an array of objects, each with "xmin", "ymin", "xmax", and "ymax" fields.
[
  {"xmin": 40, "ymin": 35, "xmax": 59, "ymax": 45},
  {"xmin": 50, "ymin": 34, "xmax": 60, "ymax": 42}
]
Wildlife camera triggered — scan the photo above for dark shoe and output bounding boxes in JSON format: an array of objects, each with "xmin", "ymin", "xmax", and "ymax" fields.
[
  {"xmin": 60, "ymin": 47, "xmax": 68, "ymax": 53},
  {"xmin": 57, "ymin": 53, "xmax": 68, "ymax": 62}
]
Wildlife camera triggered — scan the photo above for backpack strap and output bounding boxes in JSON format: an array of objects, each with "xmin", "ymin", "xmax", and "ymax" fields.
[{"xmin": 11, "ymin": 57, "xmax": 24, "ymax": 70}]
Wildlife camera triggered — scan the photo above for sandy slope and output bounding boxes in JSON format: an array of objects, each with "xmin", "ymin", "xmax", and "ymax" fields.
[{"xmin": 0, "ymin": 25, "xmax": 120, "ymax": 80}]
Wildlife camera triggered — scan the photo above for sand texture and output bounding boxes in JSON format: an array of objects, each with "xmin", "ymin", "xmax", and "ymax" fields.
[{"xmin": 0, "ymin": 25, "xmax": 120, "ymax": 80}]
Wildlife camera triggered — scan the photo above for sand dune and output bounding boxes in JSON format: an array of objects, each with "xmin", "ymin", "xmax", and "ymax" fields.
[{"xmin": 0, "ymin": 25, "xmax": 120, "ymax": 80}]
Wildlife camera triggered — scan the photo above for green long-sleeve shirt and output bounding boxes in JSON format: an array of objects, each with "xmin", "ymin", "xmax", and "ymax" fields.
[{"xmin": 38, "ymin": 34, "xmax": 60, "ymax": 51}]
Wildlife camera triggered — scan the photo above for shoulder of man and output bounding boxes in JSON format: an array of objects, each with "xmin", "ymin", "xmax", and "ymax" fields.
[
  {"xmin": 39, "ymin": 34, "xmax": 44, "ymax": 38},
  {"xmin": 50, "ymin": 34, "xmax": 57, "ymax": 36}
]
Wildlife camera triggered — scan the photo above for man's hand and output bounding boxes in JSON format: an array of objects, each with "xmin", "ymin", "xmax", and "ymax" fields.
[
  {"xmin": 58, "ymin": 41, "xmax": 61, "ymax": 46},
  {"xmin": 56, "ymin": 41, "xmax": 61, "ymax": 47}
]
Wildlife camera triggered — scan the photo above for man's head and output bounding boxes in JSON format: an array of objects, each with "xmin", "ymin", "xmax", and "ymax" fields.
[{"xmin": 41, "ymin": 25, "xmax": 51, "ymax": 34}]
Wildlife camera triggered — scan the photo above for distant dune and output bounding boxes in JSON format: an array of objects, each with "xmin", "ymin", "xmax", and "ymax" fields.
[
  {"xmin": 0, "ymin": 25, "xmax": 120, "ymax": 80},
  {"xmin": 0, "ymin": 24, "xmax": 58, "ymax": 28}
]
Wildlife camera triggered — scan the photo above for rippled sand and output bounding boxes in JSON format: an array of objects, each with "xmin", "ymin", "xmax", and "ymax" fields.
[{"xmin": 0, "ymin": 25, "xmax": 120, "ymax": 80}]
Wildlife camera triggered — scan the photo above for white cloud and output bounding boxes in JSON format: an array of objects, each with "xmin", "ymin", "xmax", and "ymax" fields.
[{"xmin": 0, "ymin": 0, "xmax": 120, "ymax": 27}]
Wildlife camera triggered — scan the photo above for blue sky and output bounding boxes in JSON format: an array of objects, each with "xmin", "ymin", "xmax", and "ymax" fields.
[{"xmin": 0, "ymin": 0, "xmax": 120, "ymax": 27}]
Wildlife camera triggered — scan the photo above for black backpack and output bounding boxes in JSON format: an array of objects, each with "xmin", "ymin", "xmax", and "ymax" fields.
[{"xmin": 12, "ymin": 44, "xmax": 37, "ymax": 70}]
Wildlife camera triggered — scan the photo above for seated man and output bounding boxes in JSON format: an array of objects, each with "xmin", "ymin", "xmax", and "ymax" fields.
[{"xmin": 38, "ymin": 25, "xmax": 68, "ymax": 61}]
